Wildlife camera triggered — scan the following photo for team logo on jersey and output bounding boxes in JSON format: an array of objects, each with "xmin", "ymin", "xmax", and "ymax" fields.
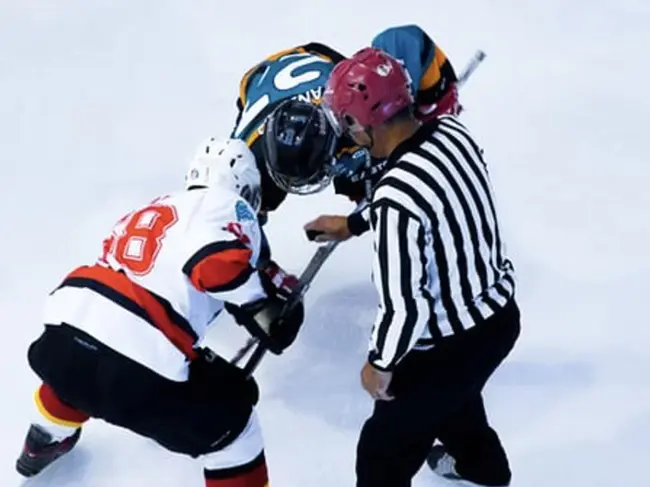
[{"xmin": 235, "ymin": 200, "xmax": 255, "ymax": 222}]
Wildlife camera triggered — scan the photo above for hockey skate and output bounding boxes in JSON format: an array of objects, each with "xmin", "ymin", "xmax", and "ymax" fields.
[
  {"xmin": 16, "ymin": 424, "xmax": 81, "ymax": 477},
  {"xmin": 427, "ymin": 444, "xmax": 464, "ymax": 482},
  {"xmin": 426, "ymin": 445, "xmax": 509, "ymax": 487}
]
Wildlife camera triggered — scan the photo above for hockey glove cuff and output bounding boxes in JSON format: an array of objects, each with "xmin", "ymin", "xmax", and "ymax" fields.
[{"xmin": 260, "ymin": 260, "xmax": 298, "ymax": 295}]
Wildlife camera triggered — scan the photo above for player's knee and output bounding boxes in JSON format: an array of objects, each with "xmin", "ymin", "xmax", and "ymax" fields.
[
  {"xmin": 190, "ymin": 350, "xmax": 260, "ymax": 406},
  {"xmin": 183, "ymin": 358, "xmax": 260, "ymax": 458},
  {"xmin": 202, "ymin": 411, "xmax": 268, "ymax": 487}
]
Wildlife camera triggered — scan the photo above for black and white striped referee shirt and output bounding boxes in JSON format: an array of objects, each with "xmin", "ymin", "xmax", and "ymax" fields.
[{"xmin": 366, "ymin": 115, "xmax": 516, "ymax": 371}]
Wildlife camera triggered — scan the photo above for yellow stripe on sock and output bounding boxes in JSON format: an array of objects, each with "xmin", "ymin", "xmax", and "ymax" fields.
[{"xmin": 34, "ymin": 389, "xmax": 84, "ymax": 429}]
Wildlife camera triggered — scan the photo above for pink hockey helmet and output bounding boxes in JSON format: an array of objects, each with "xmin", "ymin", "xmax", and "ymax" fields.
[{"xmin": 323, "ymin": 47, "xmax": 414, "ymax": 133}]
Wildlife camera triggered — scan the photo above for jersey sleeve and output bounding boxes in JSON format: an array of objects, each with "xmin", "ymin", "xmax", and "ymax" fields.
[
  {"xmin": 182, "ymin": 194, "xmax": 267, "ymax": 306},
  {"xmin": 371, "ymin": 24, "xmax": 458, "ymax": 105},
  {"xmin": 367, "ymin": 193, "xmax": 432, "ymax": 370}
]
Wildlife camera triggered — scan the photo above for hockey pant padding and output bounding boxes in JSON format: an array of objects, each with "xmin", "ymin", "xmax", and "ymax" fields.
[{"xmin": 28, "ymin": 322, "xmax": 259, "ymax": 458}]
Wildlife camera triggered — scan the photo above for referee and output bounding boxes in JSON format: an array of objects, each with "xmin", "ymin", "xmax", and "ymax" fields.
[{"xmin": 305, "ymin": 48, "xmax": 521, "ymax": 487}]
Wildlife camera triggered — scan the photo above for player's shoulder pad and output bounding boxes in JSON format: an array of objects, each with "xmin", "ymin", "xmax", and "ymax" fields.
[{"xmin": 371, "ymin": 24, "xmax": 436, "ymax": 88}]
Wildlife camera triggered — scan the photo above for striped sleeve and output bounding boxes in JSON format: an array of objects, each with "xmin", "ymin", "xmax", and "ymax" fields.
[{"xmin": 368, "ymin": 198, "xmax": 432, "ymax": 371}]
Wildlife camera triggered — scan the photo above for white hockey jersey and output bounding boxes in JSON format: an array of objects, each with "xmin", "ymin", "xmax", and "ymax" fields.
[{"xmin": 42, "ymin": 187, "xmax": 267, "ymax": 381}]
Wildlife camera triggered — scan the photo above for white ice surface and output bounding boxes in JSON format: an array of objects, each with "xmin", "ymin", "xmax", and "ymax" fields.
[{"xmin": 1, "ymin": 1, "xmax": 649, "ymax": 486}]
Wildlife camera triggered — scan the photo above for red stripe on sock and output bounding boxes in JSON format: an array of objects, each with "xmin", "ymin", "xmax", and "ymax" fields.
[
  {"xmin": 205, "ymin": 460, "xmax": 268, "ymax": 487},
  {"xmin": 38, "ymin": 383, "xmax": 89, "ymax": 425}
]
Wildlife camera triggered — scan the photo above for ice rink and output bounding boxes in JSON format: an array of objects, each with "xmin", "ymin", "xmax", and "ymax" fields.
[{"xmin": 2, "ymin": 1, "xmax": 649, "ymax": 485}]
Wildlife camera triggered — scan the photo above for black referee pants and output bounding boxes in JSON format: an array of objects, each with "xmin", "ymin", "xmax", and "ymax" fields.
[{"xmin": 356, "ymin": 299, "xmax": 521, "ymax": 487}]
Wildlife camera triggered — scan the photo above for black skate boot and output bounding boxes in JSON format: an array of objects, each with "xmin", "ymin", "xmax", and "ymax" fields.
[
  {"xmin": 426, "ymin": 444, "xmax": 510, "ymax": 487},
  {"xmin": 427, "ymin": 444, "xmax": 464, "ymax": 481},
  {"xmin": 16, "ymin": 424, "xmax": 81, "ymax": 477}
]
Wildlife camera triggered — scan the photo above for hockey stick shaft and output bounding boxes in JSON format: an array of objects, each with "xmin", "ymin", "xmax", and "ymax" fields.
[
  {"xmin": 456, "ymin": 50, "xmax": 486, "ymax": 87},
  {"xmin": 231, "ymin": 240, "xmax": 343, "ymax": 367},
  {"xmin": 239, "ymin": 203, "xmax": 366, "ymax": 376},
  {"xmin": 231, "ymin": 220, "xmax": 354, "ymax": 367}
]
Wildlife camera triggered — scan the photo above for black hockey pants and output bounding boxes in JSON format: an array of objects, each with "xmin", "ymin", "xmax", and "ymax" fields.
[{"xmin": 28, "ymin": 323, "xmax": 259, "ymax": 457}]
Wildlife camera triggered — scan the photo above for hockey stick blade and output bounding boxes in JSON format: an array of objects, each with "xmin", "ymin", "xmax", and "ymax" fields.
[
  {"xmin": 230, "ymin": 336, "xmax": 257, "ymax": 365},
  {"xmin": 456, "ymin": 50, "xmax": 486, "ymax": 88}
]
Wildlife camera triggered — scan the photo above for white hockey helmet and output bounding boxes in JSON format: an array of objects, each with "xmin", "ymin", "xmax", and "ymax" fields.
[{"xmin": 185, "ymin": 137, "xmax": 262, "ymax": 212}]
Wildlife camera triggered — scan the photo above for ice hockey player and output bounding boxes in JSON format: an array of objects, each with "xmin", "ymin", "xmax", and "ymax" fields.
[
  {"xmin": 15, "ymin": 138, "xmax": 304, "ymax": 487},
  {"xmin": 309, "ymin": 48, "xmax": 521, "ymax": 486},
  {"xmin": 231, "ymin": 24, "xmax": 461, "ymax": 216}
]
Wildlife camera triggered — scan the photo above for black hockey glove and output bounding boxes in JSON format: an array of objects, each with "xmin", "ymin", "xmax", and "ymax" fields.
[{"xmin": 225, "ymin": 273, "xmax": 304, "ymax": 355}]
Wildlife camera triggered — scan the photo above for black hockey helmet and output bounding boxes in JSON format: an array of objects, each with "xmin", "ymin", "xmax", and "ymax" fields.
[{"xmin": 262, "ymin": 99, "xmax": 338, "ymax": 195}]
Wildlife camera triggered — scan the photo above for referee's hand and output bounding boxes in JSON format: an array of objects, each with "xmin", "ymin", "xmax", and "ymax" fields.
[
  {"xmin": 361, "ymin": 361, "xmax": 394, "ymax": 401},
  {"xmin": 304, "ymin": 215, "xmax": 352, "ymax": 242}
]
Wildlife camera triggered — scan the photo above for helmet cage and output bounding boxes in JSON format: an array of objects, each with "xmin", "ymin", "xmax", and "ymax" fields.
[{"xmin": 262, "ymin": 101, "xmax": 339, "ymax": 195}]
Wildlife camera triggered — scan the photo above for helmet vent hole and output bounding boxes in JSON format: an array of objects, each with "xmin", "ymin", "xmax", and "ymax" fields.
[{"xmin": 230, "ymin": 158, "xmax": 236, "ymax": 167}]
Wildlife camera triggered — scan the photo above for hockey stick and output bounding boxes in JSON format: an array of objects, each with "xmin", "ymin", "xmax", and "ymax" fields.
[
  {"xmin": 230, "ymin": 332, "xmax": 258, "ymax": 365},
  {"xmin": 456, "ymin": 50, "xmax": 486, "ymax": 87},
  {"xmin": 233, "ymin": 50, "xmax": 487, "ymax": 375},
  {"xmin": 237, "ymin": 201, "xmax": 368, "ymax": 376},
  {"xmin": 227, "ymin": 228, "xmax": 356, "ymax": 369}
]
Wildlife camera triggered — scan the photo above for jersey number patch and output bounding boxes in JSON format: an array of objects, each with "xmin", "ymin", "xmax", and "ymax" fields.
[
  {"xmin": 233, "ymin": 53, "xmax": 331, "ymax": 138},
  {"xmin": 100, "ymin": 203, "xmax": 178, "ymax": 276}
]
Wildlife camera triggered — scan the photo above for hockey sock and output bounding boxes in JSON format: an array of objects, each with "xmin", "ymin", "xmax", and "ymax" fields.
[
  {"xmin": 32, "ymin": 383, "xmax": 89, "ymax": 441},
  {"xmin": 204, "ymin": 452, "xmax": 268, "ymax": 487}
]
